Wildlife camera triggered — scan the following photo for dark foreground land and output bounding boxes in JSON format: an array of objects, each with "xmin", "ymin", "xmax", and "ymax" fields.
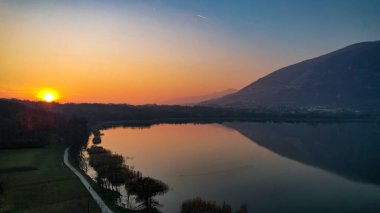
[{"xmin": 0, "ymin": 142, "xmax": 100, "ymax": 212}]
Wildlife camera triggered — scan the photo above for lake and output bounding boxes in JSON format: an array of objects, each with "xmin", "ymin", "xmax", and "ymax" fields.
[{"xmin": 86, "ymin": 122, "xmax": 380, "ymax": 213}]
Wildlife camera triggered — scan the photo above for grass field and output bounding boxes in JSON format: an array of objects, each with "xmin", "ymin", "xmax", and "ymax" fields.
[{"xmin": 0, "ymin": 142, "xmax": 100, "ymax": 212}]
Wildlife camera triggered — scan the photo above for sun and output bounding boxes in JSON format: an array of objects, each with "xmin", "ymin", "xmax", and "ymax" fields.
[
  {"xmin": 36, "ymin": 89, "xmax": 60, "ymax": 103},
  {"xmin": 43, "ymin": 93, "xmax": 55, "ymax": 102}
]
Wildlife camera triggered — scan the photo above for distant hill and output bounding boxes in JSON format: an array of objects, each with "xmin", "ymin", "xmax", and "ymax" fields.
[
  {"xmin": 161, "ymin": 88, "xmax": 237, "ymax": 106},
  {"xmin": 202, "ymin": 41, "xmax": 380, "ymax": 111}
]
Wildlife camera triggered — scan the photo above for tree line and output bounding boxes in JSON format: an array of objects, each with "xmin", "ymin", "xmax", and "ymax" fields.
[
  {"xmin": 0, "ymin": 99, "xmax": 90, "ymax": 163},
  {"xmin": 87, "ymin": 145, "xmax": 168, "ymax": 213},
  {"xmin": 181, "ymin": 197, "xmax": 248, "ymax": 213}
]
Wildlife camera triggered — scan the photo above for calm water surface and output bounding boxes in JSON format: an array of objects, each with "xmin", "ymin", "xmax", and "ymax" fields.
[{"xmin": 88, "ymin": 122, "xmax": 380, "ymax": 213}]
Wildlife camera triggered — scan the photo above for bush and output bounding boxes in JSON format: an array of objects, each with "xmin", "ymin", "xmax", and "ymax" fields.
[{"xmin": 181, "ymin": 197, "xmax": 232, "ymax": 213}]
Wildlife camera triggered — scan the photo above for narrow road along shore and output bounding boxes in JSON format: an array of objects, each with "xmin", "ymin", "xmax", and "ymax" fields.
[{"xmin": 64, "ymin": 148, "xmax": 114, "ymax": 213}]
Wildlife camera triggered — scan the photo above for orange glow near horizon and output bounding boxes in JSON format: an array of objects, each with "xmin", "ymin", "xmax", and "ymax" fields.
[
  {"xmin": 1, "ymin": 1, "xmax": 378, "ymax": 104},
  {"xmin": 36, "ymin": 89, "xmax": 60, "ymax": 103},
  {"xmin": 0, "ymin": 2, "xmax": 275, "ymax": 104}
]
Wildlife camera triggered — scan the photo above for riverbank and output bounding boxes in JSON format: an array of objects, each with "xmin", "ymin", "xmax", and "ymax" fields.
[
  {"xmin": 64, "ymin": 148, "xmax": 113, "ymax": 213},
  {"xmin": 90, "ymin": 115, "xmax": 380, "ymax": 131}
]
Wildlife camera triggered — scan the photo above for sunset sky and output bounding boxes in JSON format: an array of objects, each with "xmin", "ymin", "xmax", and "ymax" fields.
[{"xmin": 1, "ymin": 0, "xmax": 379, "ymax": 104}]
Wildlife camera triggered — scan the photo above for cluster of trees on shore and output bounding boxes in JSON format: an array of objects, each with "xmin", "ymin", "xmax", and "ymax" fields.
[
  {"xmin": 181, "ymin": 197, "xmax": 247, "ymax": 213},
  {"xmin": 87, "ymin": 145, "xmax": 168, "ymax": 212},
  {"xmin": 87, "ymin": 143, "xmax": 251, "ymax": 213},
  {"xmin": 57, "ymin": 102, "xmax": 379, "ymax": 124}
]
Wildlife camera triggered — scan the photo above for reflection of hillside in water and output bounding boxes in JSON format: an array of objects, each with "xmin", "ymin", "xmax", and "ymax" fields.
[{"xmin": 224, "ymin": 122, "xmax": 380, "ymax": 186}]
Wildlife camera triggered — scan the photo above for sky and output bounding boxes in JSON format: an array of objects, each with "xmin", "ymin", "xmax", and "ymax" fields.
[{"xmin": 1, "ymin": 0, "xmax": 379, "ymax": 104}]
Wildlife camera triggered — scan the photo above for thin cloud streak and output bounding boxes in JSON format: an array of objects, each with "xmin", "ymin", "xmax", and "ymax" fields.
[{"xmin": 196, "ymin": 14, "xmax": 209, "ymax": 20}]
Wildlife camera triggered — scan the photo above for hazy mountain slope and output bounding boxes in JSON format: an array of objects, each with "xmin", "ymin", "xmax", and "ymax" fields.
[
  {"xmin": 202, "ymin": 41, "xmax": 380, "ymax": 111},
  {"xmin": 161, "ymin": 88, "xmax": 237, "ymax": 106}
]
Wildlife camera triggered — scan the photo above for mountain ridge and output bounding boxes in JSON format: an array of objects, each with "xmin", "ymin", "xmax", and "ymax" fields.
[
  {"xmin": 160, "ymin": 88, "xmax": 237, "ymax": 106},
  {"xmin": 201, "ymin": 40, "xmax": 380, "ymax": 111}
]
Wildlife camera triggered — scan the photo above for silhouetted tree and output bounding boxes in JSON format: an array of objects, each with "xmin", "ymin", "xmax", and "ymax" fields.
[
  {"xmin": 0, "ymin": 182, "xmax": 3, "ymax": 195},
  {"xmin": 236, "ymin": 204, "xmax": 247, "ymax": 213},
  {"xmin": 92, "ymin": 130, "xmax": 102, "ymax": 145},
  {"xmin": 181, "ymin": 197, "xmax": 232, "ymax": 213},
  {"xmin": 124, "ymin": 168, "xmax": 142, "ymax": 207},
  {"xmin": 127, "ymin": 177, "xmax": 169, "ymax": 213}
]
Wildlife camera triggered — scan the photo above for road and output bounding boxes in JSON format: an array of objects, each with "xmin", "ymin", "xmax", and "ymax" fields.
[{"xmin": 64, "ymin": 148, "xmax": 114, "ymax": 213}]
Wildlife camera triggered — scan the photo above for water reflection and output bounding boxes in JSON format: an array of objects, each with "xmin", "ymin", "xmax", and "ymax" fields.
[
  {"xmin": 224, "ymin": 122, "xmax": 380, "ymax": 186},
  {"xmin": 88, "ymin": 122, "xmax": 380, "ymax": 213}
]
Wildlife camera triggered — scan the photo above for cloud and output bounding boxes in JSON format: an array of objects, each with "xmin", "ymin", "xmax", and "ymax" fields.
[{"xmin": 196, "ymin": 14, "xmax": 209, "ymax": 20}]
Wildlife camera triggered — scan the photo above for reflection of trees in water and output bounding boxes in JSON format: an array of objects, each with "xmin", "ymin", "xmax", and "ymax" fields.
[
  {"xmin": 181, "ymin": 197, "xmax": 247, "ymax": 213},
  {"xmin": 87, "ymin": 145, "xmax": 168, "ymax": 212},
  {"xmin": 181, "ymin": 197, "xmax": 231, "ymax": 213},
  {"xmin": 0, "ymin": 181, "xmax": 3, "ymax": 208}
]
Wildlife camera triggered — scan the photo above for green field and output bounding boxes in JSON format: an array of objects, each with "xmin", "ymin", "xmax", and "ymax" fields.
[{"xmin": 0, "ymin": 143, "xmax": 100, "ymax": 212}]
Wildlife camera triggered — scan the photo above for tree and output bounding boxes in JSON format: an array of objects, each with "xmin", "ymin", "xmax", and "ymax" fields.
[
  {"xmin": 128, "ymin": 177, "xmax": 169, "ymax": 213},
  {"xmin": 0, "ymin": 181, "xmax": 3, "ymax": 209},
  {"xmin": 181, "ymin": 197, "xmax": 232, "ymax": 213},
  {"xmin": 236, "ymin": 204, "xmax": 247, "ymax": 213}
]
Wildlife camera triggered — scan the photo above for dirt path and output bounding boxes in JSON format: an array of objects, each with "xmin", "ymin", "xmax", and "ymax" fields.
[{"xmin": 64, "ymin": 148, "xmax": 114, "ymax": 213}]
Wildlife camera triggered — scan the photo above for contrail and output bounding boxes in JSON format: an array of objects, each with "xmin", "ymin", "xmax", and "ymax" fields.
[{"xmin": 196, "ymin": 14, "xmax": 209, "ymax": 20}]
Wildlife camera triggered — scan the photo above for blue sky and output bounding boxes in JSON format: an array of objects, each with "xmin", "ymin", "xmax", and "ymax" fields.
[
  {"xmin": 155, "ymin": 0, "xmax": 380, "ymax": 54},
  {"xmin": 4, "ymin": 0, "xmax": 379, "ymax": 64},
  {"xmin": 1, "ymin": 0, "xmax": 379, "ymax": 103}
]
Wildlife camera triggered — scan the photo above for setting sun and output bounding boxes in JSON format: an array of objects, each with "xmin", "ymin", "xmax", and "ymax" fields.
[{"xmin": 36, "ymin": 89, "xmax": 60, "ymax": 103}]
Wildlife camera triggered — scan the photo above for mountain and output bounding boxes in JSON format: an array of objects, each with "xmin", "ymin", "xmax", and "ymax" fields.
[
  {"xmin": 202, "ymin": 41, "xmax": 380, "ymax": 111},
  {"xmin": 161, "ymin": 88, "xmax": 237, "ymax": 106}
]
